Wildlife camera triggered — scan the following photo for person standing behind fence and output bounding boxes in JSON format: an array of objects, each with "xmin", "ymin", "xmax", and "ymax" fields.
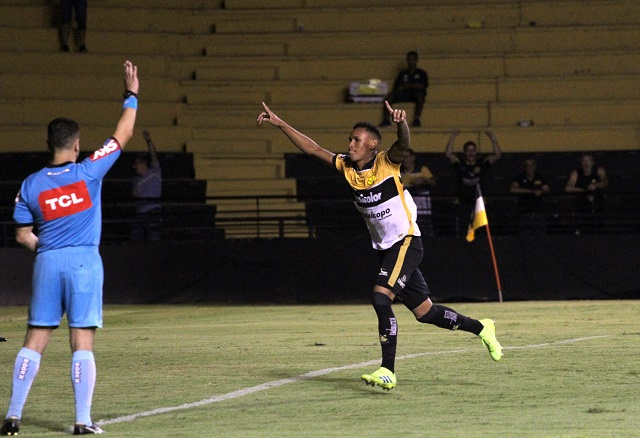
[
  {"xmin": 1, "ymin": 61, "xmax": 138, "ymax": 436},
  {"xmin": 565, "ymin": 153, "xmax": 608, "ymax": 234},
  {"xmin": 401, "ymin": 148, "xmax": 436, "ymax": 236},
  {"xmin": 510, "ymin": 158, "xmax": 550, "ymax": 236},
  {"xmin": 131, "ymin": 130, "xmax": 162, "ymax": 243},
  {"xmin": 59, "ymin": 0, "xmax": 88, "ymax": 52},
  {"xmin": 445, "ymin": 129, "xmax": 502, "ymax": 238}
]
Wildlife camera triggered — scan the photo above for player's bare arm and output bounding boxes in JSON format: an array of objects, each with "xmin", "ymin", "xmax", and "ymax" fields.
[
  {"xmin": 257, "ymin": 102, "xmax": 335, "ymax": 166},
  {"xmin": 385, "ymin": 101, "xmax": 410, "ymax": 163},
  {"xmin": 113, "ymin": 60, "xmax": 139, "ymax": 149},
  {"xmin": 15, "ymin": 225, "xmax": 38, "ymax": 252}
]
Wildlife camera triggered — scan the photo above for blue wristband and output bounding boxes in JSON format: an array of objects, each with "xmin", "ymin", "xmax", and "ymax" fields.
[{"xmin": 123, "ymin": 96, "xmax": 138, "ymax": 110}]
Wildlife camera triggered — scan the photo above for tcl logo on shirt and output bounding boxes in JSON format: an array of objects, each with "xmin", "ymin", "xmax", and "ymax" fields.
[
  {"xmin": 90, "ymin": 138, "xmax": 120, "ymax": 161},
  {"xmin": 38, "ymin": 181, "xmax": 92, "ymax": 221}
]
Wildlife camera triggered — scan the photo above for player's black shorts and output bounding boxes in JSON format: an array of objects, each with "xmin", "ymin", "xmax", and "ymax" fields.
[{"xmin": 375, "ymin": 235, "xmax": 431, "ymax": 311}]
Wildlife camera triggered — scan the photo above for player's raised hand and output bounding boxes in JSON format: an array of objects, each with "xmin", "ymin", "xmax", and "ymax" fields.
[
  {"xmin": 385, "ymin": 101, "xmax": 406, "ymax": 124},
  {"xmin": 123, "ymin": 60, "xmax": 139, "ymax": 95},
  {"xmin": 257, "ymin": 102, "xmax": 283, "ymax": 127}
]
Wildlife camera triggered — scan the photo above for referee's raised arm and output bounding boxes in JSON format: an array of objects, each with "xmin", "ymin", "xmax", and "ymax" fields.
[{"xmin": 113, "ymin": 60, "xmax": 139, "ymax": 149}]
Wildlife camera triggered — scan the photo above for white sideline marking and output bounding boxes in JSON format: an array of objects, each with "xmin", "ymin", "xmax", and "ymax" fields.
[{"xmin": 98, "ymin": 335, "xmax": 609, "ymax": 426}]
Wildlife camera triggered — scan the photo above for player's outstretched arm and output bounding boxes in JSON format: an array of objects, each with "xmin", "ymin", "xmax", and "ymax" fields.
[
  {"xmin": 385, "ymin": 101, "xmax": 410, "ymax": 163},
  {"xmin": 257, "ymin": 102, "xmax": 334, "ymax": 166},
  {"xmin": 113, "ymin": 60, "xmax": 139, "ymax": 149}
]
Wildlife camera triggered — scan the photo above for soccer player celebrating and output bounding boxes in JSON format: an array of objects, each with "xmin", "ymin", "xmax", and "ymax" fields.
[
  {"xmin": 1, "ymin": 61, "xmax": 139, "ymax": 435},
  {"xmin": 257, "ymin": 101, "xmax": 503, "ymax": 391}
]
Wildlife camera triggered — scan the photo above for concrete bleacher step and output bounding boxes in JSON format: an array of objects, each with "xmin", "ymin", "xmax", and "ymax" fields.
[
  {"xmin": 184, "ymin": 79, "xmax": 497, "ymax": 106},
  {"xmin": 219, "ymin": 223, "xmax": 311, "ymax": 239},
  {"xmin": 0, "ymin": 126, "xmax": 192, "ymax": 154},
  {"xmin": 0, "ymin": 0, "xmax": 220, "ymax": 6},
  {"xmin": 204, "ymin": 28, "xmax": 515, "ymax": 57},
  {"xmin": 191, "ymin": 123, "xmax": 640, "ymax": 154},
  {"xmin": 0, "ymin": 4, "xmax": 215, "ymax": 34},
  {"xmin": 490, "ymin": 126, "xmax": 640, "ymax": 153},
  {"xmin": 0, "ymin": 4, "xmax": 53, "ymax": 28},
  {"xmin": 178, "ymin": 104, "xmax": 489, "ymax": 130},
  {"xmin": 0, "ymin": 27, "xmax": 212, "ymax": 56},
  {"xmin": 496, "ymin": 75, "xmax": 640, "ymax": 102},
  {"xmin": 213, "ymin": 3, "xmax": 521, "ymax": 34},
  {"xmin": 214, "ymin": 1, "xmax": 640, "ymax": 32},
  {"xmin": 214, "ymin": 197, "xmax": 309, "ymax": 238},
  {"xmin": 0, "ymin": 73, "xmax": 181, "ymax": 102},
  {"xmin": 0, "ymin": 51, "xmax": 178, "ymax": 76},
  {"xmin": 194, "ymin": 156, "xmax": 285, "ymax": 180},
  {"xmin": 521, "ymin": 1, "xmax": 640, "ymax": 27},
  {"xmin": 205, "ymin": 178, "xmax": 296, "ymax": 197},
  {"xmin": 221, "ymin": 0, "xmax": 533, "ymax": 9},
  {"xmin": 505, "ymin": 51, "xmax": 640, "ymax": 77},
  {"xmin": 203, "ymin": 25, "xmax": 640, "ymax": 58},
  {"xmin": 186, "ymin": 139, "xmax": 273, "ymax": 155},
  {"xmin": 193, "ymin": 49, "xmax": 640, "ymax": 83},
  {"xmin": 0, "ymin": 98, "xmax": 181, "ymax": 126},
  {"xmin": 186, "ymin": 74, "xmax": 640, "ymax": 107},
  {"xmin": 490, "ymin": 99, "xmax": 640, "ymax": 128},
  {"xmin": 192, "ymin": 127, "xmax": 457, "ymax": 154}
]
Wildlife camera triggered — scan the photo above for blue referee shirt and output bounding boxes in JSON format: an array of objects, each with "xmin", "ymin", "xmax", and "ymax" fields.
[{"xmin": 13, "ymin": 137, "xmax": 122, "ymax": 253}]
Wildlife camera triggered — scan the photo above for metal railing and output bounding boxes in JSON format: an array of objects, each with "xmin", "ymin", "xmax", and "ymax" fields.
[{"xmin": 2, "ymin": 192, "xmax": 640, "ymax": 247}]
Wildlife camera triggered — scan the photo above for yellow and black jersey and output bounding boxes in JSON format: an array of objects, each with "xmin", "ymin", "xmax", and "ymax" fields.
[{"xmin": 334, "ymin": 151, "xmax": 420, "ymax": 250}]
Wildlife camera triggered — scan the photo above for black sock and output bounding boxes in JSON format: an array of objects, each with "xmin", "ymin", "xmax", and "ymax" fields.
[
  {"xmin": 372, "ymin": 292, "xmax": 397, "ymax": 372},
  {"xmin": 418, "ymin": 304, "xmax": 483, "ymax": 335}
]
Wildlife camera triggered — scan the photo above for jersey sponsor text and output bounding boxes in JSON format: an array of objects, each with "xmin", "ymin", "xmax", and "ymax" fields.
[{"xmin": 38, "ymin": 181, "xmax": 92, "ymax": 221}]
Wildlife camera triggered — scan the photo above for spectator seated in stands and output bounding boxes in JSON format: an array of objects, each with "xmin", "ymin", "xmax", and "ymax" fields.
[{"xmin": 380, "ymin": 51, "xmax": 428, "ymax": 128}]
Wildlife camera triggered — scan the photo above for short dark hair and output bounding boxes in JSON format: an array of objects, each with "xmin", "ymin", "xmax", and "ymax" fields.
[
  {"xmin": 47, "ymin": 118, "xmax": 79, "ymax": 152},
  {"xmin": 352, "ymin": 121, "xmax": 382, "ymax": 143},
  {"xmin": 135, "ymin": 154, "xmax": 151, "ymax": 167},
  {"xmin": 463, "ymin": 141, "xmax": 477, "ymax": 152},
  {"xmin": 406, "ymin": 51, "xmax": 418, "ymax": 59}
]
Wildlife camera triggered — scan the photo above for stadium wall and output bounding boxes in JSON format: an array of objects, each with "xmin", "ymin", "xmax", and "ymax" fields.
[{"xmin": 1, "ymin": 235, "xmax": 639, "ymax": 306}]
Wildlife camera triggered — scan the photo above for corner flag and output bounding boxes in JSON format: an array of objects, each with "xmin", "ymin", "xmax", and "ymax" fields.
[{"xmin": 466, "ymin": 187, "xmax": 488, "ymax": 242}]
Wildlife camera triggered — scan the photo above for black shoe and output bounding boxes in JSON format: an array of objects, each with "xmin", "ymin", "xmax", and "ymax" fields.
[
  {"xmin": 73, "ymin": 423, "xmax": 104, "ymax": 435},
  {"xmin": 379, "ymin": 119, "xmax": 391, "ymax": 127},
  {"xmin": 412, "ymin": 118, "xmax": 421, "ymax": 127},
  {"xmin": 0, "ymin": 416, "xmax": 20, "ymax": 436},
  {"xmin": 60, "ymin": 44, "xmax": 70, "ymax": 52},
  {"xmin": 78, "ymin": 45, "xmax": 88, "ymax": 53}
]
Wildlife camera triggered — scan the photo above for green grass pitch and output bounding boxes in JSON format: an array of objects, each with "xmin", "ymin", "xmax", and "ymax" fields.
[{"xmin": 1, "ymin": 301, "xmax": 639, "ymax": 437}]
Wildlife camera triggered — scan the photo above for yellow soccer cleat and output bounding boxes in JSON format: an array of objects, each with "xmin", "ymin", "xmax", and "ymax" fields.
[
  {"xmin": 361, "ymin": 367, "xmax": 397, "ymax": 390},
  {"xmin": 479, "ymin": 319, "xmax": 503, "ymax": 361}
]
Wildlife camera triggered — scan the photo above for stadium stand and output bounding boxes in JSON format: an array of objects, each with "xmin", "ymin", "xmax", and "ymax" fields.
[{"xmin": 0, "ymin": 0, "xmax": 639, "ymax": 240}]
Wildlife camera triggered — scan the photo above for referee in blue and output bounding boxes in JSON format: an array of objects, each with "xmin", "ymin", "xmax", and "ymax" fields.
[{"xmin": 1, "ymin": 61, "xmax": 139, "ymax": 436}]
